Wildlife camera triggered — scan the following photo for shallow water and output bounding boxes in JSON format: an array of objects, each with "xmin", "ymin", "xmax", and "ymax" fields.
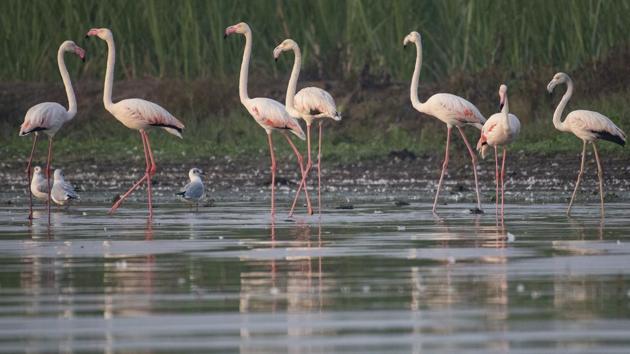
[{"xmin": 1, "ymin": 200, "xmax": 629, "ymax": 353}]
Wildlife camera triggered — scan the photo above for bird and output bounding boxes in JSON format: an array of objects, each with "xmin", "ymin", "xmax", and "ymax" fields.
[
  {"xmin": 547, "ymin": 72, "xmax": 626, "ymax": 216},
  {"xmin": 477, "ymin": 84, "xmax": 521, "ymax": 222},
  {"xmin": 51, "ymin": 169, "xmax": 79, "ymax": 206},
  {"xmin": 403, "ymin": 31, "xmax": 486, "ymax": 216},
  {"xmin": 19, "ymin": 40, "xmax": 85, "ymax": 222},
  {"xmin": 225, "ymin": 22, "xmax": 311, "ymax": 218},
  {"xmin": 86, "ymin": 28, "xmax": 185, "ymax": 218},
  {"xmin": 273, "ymin": 39, "xmax": 341, "ymax": 217},
  {"xmin": 30, "ymin": 166, "xmax": 49, "ymax": 202},
  {"xmin": 176, "ymin": 168, "xmax": 205, "ymax": 211}
]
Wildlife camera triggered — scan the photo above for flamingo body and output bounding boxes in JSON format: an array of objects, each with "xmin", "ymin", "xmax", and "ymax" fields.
[
  {"xmin": 19, "ymin": 103, "xmax": 70, "ymax": 137},
  {"xmin": 562, "ymin": 110, "xmax": 625, "ymax": 145},
  {"xmin": 293, "ymin": 87, "xmax": 341, "ymax": 122},
  {"xmin": 245, "ymin": 97, "xmax": 305, "ymax": 140},
  {"xmin": 479, "ymin": 113, "xmax": 521, "ymax": 149},
  {"xmin": 420, "ymin": 93, "xmax": 486, "ymax": 128},
  {"xmin": 108, "ymin": 98, "xmax": 184, "ymax": 138}
]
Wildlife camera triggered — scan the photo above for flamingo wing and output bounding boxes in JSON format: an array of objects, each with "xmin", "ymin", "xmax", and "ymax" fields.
[
  {"xmin": 19, "ymin": 102, "xmax": 68, "ymax": 136},
  {"xmin": 427, "ymin": 93, "xmax": 486, "ymax": 127},
  {"xmin": 295, "ymin": 87, "xmax": 340, "ymax": 120},
  {"xmin": 566, "ymin": 110, "xmax": 626, "ymax": 146},
  {"xmin": 248, "ymin": 98, "xmax": 305, "ymax": 140},
  {"xmin": 116, "ymin": 98, "xmax": 185, "ymax": 138}
]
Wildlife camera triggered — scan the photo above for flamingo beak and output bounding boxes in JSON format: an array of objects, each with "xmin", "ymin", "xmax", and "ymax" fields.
[
  {"xmin": 224, "ymin": 26, "xmax": 237, "ymax": 38},
  {"xmin": 546, "ymin": 80, "xmax": 557, "ymax": 93},
  {"xmin": 86, "ymin": 28, "xmax": 99, "ymax": 38},
  {"xmin": 75, "ymin": 47, "xmax": 86, "ymax": 62},
  {"xmin": 273, "ymin": 47, "xmax": 282, "ymax": 61}
]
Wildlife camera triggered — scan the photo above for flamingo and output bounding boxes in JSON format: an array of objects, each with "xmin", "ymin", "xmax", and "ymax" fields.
[
  {"xmin": 19, "ymin": 40, "xmax": 85, "ymax": 222},
  {"xmin": 547, "ymin": 72, "xmax": 626, "ymax": 216},
  {"xmin": 273, "ymin": 39, "xmax": 341, "ymax": 217},
  {"xmin": 403, "ymin": 31, "xmax": 486, "ymax": 215},
  {"xmin": 477, "ymin": 84, "xmax": 521, "ymax": 221},
  {"xmin": 225, "ymin": 22, "xmax": 311, "ymax": 217},
  {"xmin": 86, "ymin": 28, "xmax": 185, "ymax": 218}
]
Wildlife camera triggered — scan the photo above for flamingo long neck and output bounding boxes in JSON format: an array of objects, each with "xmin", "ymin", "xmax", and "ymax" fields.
[
  {"xmin": 553, "ymin": 79, "xmax": 573, "ymax": 132},
  {"xmin": 238, "ymin": 31, "xmax": 252, "ymax": 103},
  {"xmin": 57, "ymin": 47, "xmax": 76, "ymax": 119},
  {"xmin": 285, "ymin": 45, "xmax": 301, "ymax": 116},
  {"xmin": 103, "ymin": 36, "xmax": 116, "ymax": 111},
  {"xmin": 501, "ymin": 94, "xmax": 512, "ymax": 132},
  {"xmin": 410, "ymin": 40, "xmax": 426, "ymax": 113}
]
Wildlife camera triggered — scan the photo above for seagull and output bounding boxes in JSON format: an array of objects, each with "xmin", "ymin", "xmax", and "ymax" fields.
[
  {"xmin": 51, "ymin": 169, "xmax": 79, "ymax": 206},
  {"xmin": 30, "ymin": 166, "xmax": 48, "ymax": 202},
  {"xmin": 176, "ymin": 168, "xmax": 205, "ymax": 211}
]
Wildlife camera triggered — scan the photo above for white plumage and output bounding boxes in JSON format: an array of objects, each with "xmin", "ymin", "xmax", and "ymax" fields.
[
  {"xmin": 245, "ymin": 97, "xmax": 305, "ymax": 140},
  {"xmin": 51, "ymin": 169, "xmax": 79, "ymax": 205},
  {"xmin": 177, "ymin": 168, "xmax": 205, "ymax": 204},
  {"xmin": 19, "ymin": 103, "xmax": 70, "ymax": 137},
  {"xmin": 30, "ymin": 166, "xmax": 48, "ymax": 201},
  {"xmin": 294, "ymin": 87, "xmax": 341, "ymax": 122},
  {"xmin": 108, "ymin": 98, "xmax": 184, "ymax": 138}
]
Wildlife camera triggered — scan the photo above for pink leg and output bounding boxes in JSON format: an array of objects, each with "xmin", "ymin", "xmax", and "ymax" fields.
[
  {"xmin": 433, "ymin": 127, "xmax": 451, "ymax": 215},
  {"xmin": 267, "ymin": 133, "xmax": 277, "ymax": 218},
  {"xmin": 25, "ymin": 134, "xmax": 38, "ymax": 220},
  {"xmin": 289, "ymin": 123, "xmax": 313, "ymax": 217},
  {"xmin": 567, "ymin": 141, "xmax": 586, "ymax": 216},
  {"xmin": 592, "ymin": 142, "xmax": 605, "ymax": 217},
  {"xmin": 317, "ymin": 121, "xmax": 323, "ymax": 214},
  {"xmin": 109, "ymin": 132, "xmax": 150, "ymax": 215},
  {"xmin": 45, "ymin": 138, "xmax": 53, "ymax": 224},
  {"xmin": 141, "ymin": 130, "xmax": 155, "ymax": 218},
  {"xmin": 501, "ymin": 147, "xmax": 507, "ymax": 221},
  {"xmin": 285, "ymin": 133, "xmax": 313, "ymax": 215},
  {"xmin": 457, "ymin": 127, "xmax": 483, "ymax": 212},
  {"xmin": 494, "ymin": 146, "xmax": 499, "ymax": 223}
]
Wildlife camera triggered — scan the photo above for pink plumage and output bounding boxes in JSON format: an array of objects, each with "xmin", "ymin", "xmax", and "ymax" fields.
[
  {"xmin": 246, "ymin": 97, "xmax": 305, "ymax": 140},
  {"xmin": 109, "ymin": 98, "xmax": 185, "ymax": 138}
]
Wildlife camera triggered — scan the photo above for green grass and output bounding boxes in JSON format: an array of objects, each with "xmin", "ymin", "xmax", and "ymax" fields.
[{"xmin": 1, "ymin": 0, "xmax": 629, "ymax": 82}]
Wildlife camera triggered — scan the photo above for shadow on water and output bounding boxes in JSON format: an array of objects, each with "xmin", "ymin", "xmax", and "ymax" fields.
[{"xmin": 0, "ymin": 201, "xmax": 629, "ymax": 352}]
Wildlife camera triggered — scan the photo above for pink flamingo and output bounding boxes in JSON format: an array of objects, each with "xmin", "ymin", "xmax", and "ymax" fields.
[
  {"xmin": 273, "ymin": 39, "xmax": 341, "ymax": 217},
  {"xmin": 547, "ymin": 72, "xmax": 626, "ymax": 216},
  {"xmin": 477, "ymin": 84, "xmax": 521, "ymax": 222},
  {"xmin": 19, "ymin": 40, "xmax": 85, "ymax": 222},
  {"xmin": 86, "ymin": 28, "xmax": 185, "ymax": 218},
  {"xmin": 404, "ymin": 31, "xmax": 486, "ymax": 215},
  {"xmin": 225, "ymin": 23, "xmax": 311, "ymax": 217}
]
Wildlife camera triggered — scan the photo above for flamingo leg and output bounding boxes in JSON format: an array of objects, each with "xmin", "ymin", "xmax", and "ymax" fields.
[
  {"xmin": 457, "ymin": 127, "xmax": 482, "ymax": 212},
  {"xmin": 45, "ymin": 138, "xmax": 53, "ymax": 224},
  {"xmin": 284, "ymin": 133, "xmax": 312, "ymax": 215},
  {"xmin": 592, "ymin": 142, "xmax": 605, "ymax": 217},
  {"xmin": 26, "ymin": 134, "xmax": 39, "ymax": 220},
  {"xmin": 317, "ymin": 120, "xmax": 323, "ymax": 215},
  {"xmin": 289, "ymin": 123, "xmax": 313, "ymax": 217},
  {"xmin": 141, "ymin": 130, "xmax": 155, "ymax": 218},
  {"xmin": 567, "ymin": 141, "xmax": 587, "ymax": 216},
  {"xmin": 267, "ymin": 133, "xmax": 277, "ymax": 218},
  {"xmin": 432, "ymin": 127, "xmax": 451, "ymax": 215},
  {"xmin": 494, "ymin": 146, "xmax": 499, "ymax": 223},
  {"xmin": 501, "ymin": 147, "xmax": 507, "ymax": 222},
  {"xmin": 109, "ymin": 131, "xmax": 150, "ymax": 215}
]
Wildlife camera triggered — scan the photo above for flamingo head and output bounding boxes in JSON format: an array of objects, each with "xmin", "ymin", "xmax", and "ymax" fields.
[
  {"xmin": 224, "ymin": 22, "xmax": 250, "ymax": 38},
  {"xmin": 85, "ymin": 28, "xmax": 113, "ymax": 41},
  {"xmin": 498, "ymin": 84, "xmax": 507, "ymax": 110},
  {"xmin": 547, "ymin": 72, "xmax": 570, "ymax": 93},
  {"xmin": 189, "ymin": 168, "xmax": 204, "ymax": 179},
  {"xmin": 273, "ymin": 39, "xmax": 297, "ymax": 60},
  {"xmin": 403, "ymin": 31, "xmax": 421, "ymax": 48},
  {"xmin": 61, "ymin": 40, "xmax": 86, "ymax": 62}
]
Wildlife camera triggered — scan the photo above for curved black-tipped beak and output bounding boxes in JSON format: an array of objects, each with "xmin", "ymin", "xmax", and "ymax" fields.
[
  {"xmin": 403, "ymin": 44, "xmax": 407, "ymax": 49},
  {"xmin": 274, "ymin": 57, "xmax": 278, "ymax": 62},
  {"xmin": 499, "ymin": 103, "xmax": 504, "ymax": 111},
  {"xmin": 223, "ymin": 33, "xmax": 227, "ymax": 39},
  {"xmin": 85, "ymin": 35, "xmax": 89, "ymax": 39}
]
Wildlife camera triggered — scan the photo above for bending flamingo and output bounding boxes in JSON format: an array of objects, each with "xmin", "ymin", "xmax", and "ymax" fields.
[
  {"xmin": 87, "ymin": 28, "xmax": 184, "ymax": 218},
  {"xmin": 547, "ymin": 72, "xmax": 626, "ymax": 216},
  {"xmin": 477, "ymin": 84, "xmax": 521, "ymax": 221},
  {"xmin": 225, "ymin": 22, "xmax": 311, "ymax": 217},
  {"xmin": 273, "ymin": 39, "xmax": 341, "ymax": 217},
  {"xmin": 404, "ymin": 31, "xmax": 486, "ymax": 215},
  {"xmin": 19, "ymin": 40, "xmax": 85, "ymax": 222}
]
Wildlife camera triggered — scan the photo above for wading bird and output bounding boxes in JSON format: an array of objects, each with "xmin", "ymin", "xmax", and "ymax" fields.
[
  {"xmin": 225, "ymin": 22, "xmax": 311, "ymax": 217},
  {"xmin": 477, "ymin": 84, "xmax": 521, "ymax": 221},
  {"xmin": 19, "ymin": 40, "xmax": 85, "ymax": 222},
  {"xmin": 87, "ymin": 28, "xmax": 185, "ymax": 218},
  {"xmin": 547, "ymin": 72, "xmax": 626, "ymax": 216},
  {"xmin": 30, "ymin": 166, "xmax": 49, "ymax": 202},
  {"xmin": 273, "ymin": 39, "xmax": 341, "ymax": 217},
  {"xmin": 176, "ymin": 168, "xmax": 205, "ymax": 211},
  {"xmin": 404, "ymin": 31, "xmax": 486, "ymax": 215},
  {"xmin": 51, "ymin": 169, "xmax": 79, "ymax": 206}
]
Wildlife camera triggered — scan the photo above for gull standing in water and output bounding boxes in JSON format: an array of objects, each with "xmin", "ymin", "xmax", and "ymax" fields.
[
  {"xmin": 30, "ymin": 166, "xmax": 49, "ymax": 203},
  {"xmin": 51, "ymin": 169, "xmax": 79, "ymax": 206},
  {"xmin": 176, "ymin": 168, "xmax": 205, "ymax": 211}
]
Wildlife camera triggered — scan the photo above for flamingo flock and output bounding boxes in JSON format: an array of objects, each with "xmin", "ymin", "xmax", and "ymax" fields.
[{"xmin": 19, "ymin": 24, "xmax": 626, "ymax": 223}]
